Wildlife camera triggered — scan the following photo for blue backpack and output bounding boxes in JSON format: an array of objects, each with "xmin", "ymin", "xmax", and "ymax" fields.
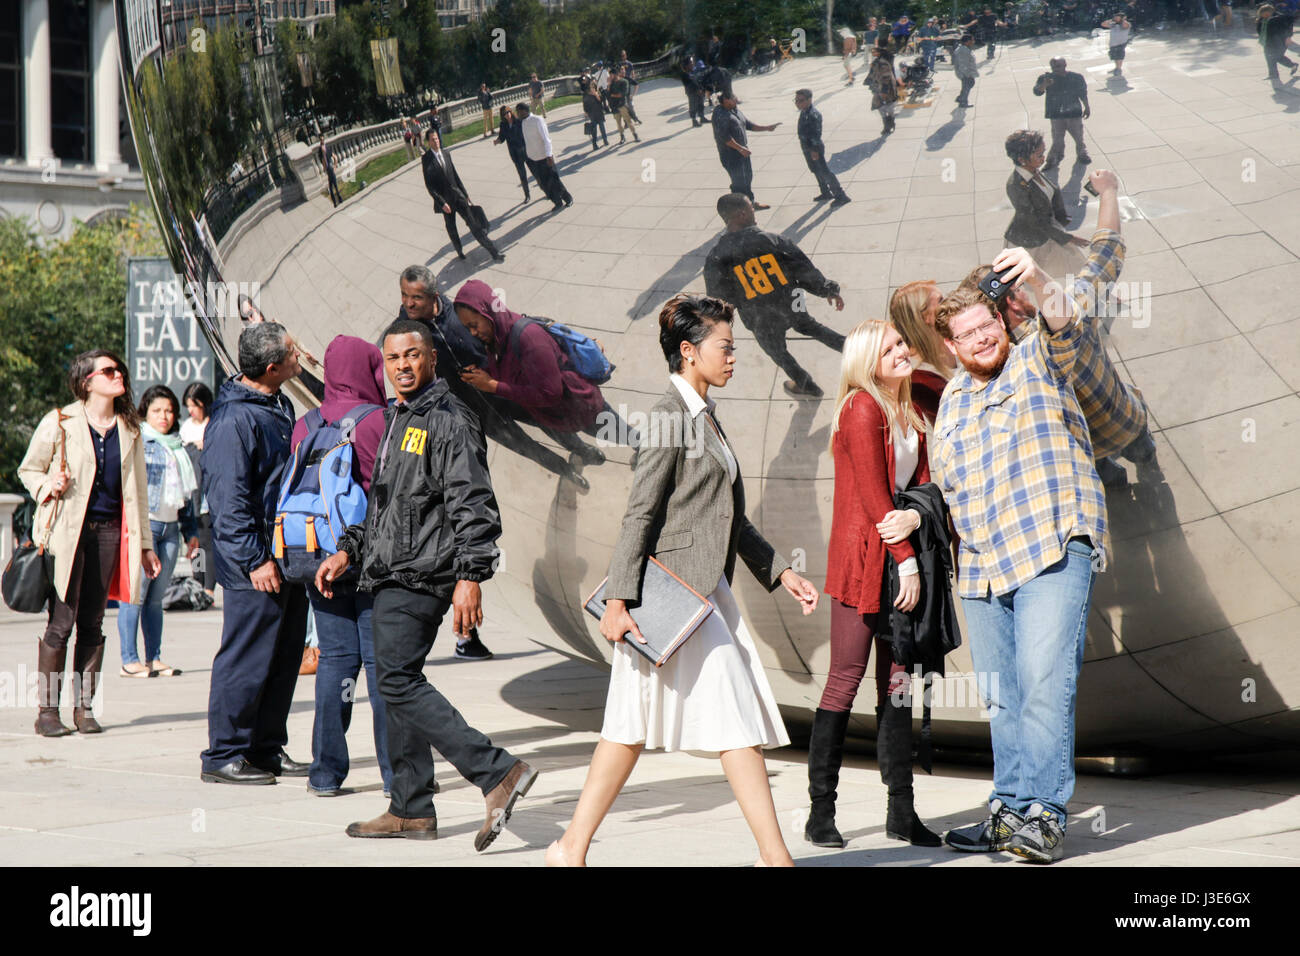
[
  {"xmin": 507, "ymin": 315, "xmax": 615, "ymax": 384},
  {"xmin": 273, "ymin": 403, "xmax": 383, "ymax": 584}
]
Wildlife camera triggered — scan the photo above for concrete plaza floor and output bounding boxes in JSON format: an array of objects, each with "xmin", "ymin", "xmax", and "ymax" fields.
[{"xmin": 1, "ymin": 599, "xmax": 1297, "ymax": 867}]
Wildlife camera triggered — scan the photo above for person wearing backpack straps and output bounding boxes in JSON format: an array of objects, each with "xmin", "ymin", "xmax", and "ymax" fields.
[
  {"xmin": 285, "ymin": 336, "xmax": 397, "ymax": 797},
  {"xmin": 452, "ymin": 279, "xmax": 639, "ymax": 467}
]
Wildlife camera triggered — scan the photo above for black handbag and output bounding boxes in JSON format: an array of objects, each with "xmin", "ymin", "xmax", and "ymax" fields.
[
  {"xmin": 2, "ymin": 409, "xmax": 68, "ymax": 613},
  {"xmin": 2, "ymin": 539, "xmax": 55, "ymax": 613},
  {"xmin": 583, "ymin": 121, "xmax": 593, "ymax": 136}
]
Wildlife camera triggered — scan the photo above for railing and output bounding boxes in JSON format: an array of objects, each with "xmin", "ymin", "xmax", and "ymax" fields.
[{"xmin": 203, "ymin": 153, "xmax": 290, "ymax": 242}]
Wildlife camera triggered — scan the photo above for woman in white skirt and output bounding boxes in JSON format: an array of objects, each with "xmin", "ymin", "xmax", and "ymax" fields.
[{"xmin": 546, "ymin": 294, "xmax": 820, "ymax": 867}]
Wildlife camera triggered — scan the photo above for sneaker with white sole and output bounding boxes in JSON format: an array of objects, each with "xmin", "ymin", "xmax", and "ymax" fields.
[
  {"xmin": 943, "ymin": 798, "xmax": 1024, "ymax": 852},
  {"xmin": 1005, "ymin": 803, "xmax": 1065, "ymax": 863}
]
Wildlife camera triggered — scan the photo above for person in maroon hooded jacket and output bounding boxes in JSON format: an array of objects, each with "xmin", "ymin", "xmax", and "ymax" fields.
[
  {"xmin": 452, "ymin": 279, "xmax": 637, "ymax": 466},
  {"xmin": 290, "ymin": 336, "xmax": 395, "ymax": 796}
]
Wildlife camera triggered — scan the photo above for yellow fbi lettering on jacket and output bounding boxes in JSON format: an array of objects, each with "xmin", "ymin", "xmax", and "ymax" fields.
[
  {"xmin": 400, "ymin": 426, "xmax": 428, "ymax": 455},
  {"xmin": 733, "ymin": 254, "xmax": 789, "ymax": 299}
]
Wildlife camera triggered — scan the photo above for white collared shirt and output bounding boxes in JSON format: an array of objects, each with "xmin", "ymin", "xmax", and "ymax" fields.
[
  {"xmin": 521, "ymin": 113, "xmax": 553, "ymax": 161},
  {"xmin": 1017, "ymin": 164, "xmax": 1055, "ymax": 199},
  {"xmin": 670, "ymin": 373, "xmax": 738, "ymax": 482}
]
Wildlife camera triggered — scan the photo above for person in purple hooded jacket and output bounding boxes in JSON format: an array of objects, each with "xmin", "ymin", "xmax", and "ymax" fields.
[
  {"xmin": 290, "ymin": 336, "xmax": 395, "ymax": 796},
  {"xmin": 452, "ymin": 279, "xmax": 637, "ymax": 466}
]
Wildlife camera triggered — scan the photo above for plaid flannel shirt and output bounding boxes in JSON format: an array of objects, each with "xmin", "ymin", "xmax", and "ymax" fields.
[
  {"xmin": 1009, "ymin": 229, "xmax": 1148, "ymax": 459},
  {"xmin": 933, "ymin": 300, "xmax": 1108, "ymax": 599}
]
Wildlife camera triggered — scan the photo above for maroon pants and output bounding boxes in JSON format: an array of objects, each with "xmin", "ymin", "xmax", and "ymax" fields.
[
  {"xmin": 819, "ymin": 599, "xmax": 910, "ymax": 712},
  {"xmin": 42, "ymin": 519, "xmax": 120, "ymax": 652}
]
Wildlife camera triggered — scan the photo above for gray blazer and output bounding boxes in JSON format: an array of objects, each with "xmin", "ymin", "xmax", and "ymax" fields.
[
  {"xmin": 1004, "ymin": 168, "xmax": 1072, "ymax": 248},
  {"xmin": 604, "ymin": 384, "xmax": 790, "ymax": 604}
]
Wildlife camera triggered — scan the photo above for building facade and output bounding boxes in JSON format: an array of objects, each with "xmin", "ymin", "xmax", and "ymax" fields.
[{"xmin": 0, "ymin": 0, "xmax": 142, "ymax": 239}]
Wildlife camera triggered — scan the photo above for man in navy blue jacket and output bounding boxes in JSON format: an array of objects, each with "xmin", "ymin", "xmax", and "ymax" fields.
[{"xmin": 200, "ymin": 322, "xmax": 310, "ymax": 785}]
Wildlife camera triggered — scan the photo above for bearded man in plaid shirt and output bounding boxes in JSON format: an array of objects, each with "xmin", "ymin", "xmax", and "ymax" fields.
[
  {"xmin": 960, "ymin": 168, "xmax": 1160, "ymax": 488},
  {"xmin": 930, "ymin": 238, "xmax": 1107, "ymax": 864}
]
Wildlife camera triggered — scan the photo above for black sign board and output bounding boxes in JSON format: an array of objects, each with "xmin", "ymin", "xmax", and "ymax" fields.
[{"xmin": 125, "ymin": 257, "xmax": 223, "ymax": 401}]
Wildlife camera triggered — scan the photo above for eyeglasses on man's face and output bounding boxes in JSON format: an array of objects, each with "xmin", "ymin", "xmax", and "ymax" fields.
[{"xmin": 952, "ymin": 318, "xmax": 1004, "ymax": 346}]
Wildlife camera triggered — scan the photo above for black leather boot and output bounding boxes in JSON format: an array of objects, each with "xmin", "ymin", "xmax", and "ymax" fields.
[
  {"xmin": 71, "ymin": 641, "xmax": 105, "ymax": 734},
  {"xmin": 877, "ymin": 703, "xmax": 940, "ymax": 846},
  {"xmin": 805, "ymin": 708, "xmax": 851, "ymax": 848},
  {"xmin": 35, "ymin": 641, "xmax": 73, "ymax": 737}
]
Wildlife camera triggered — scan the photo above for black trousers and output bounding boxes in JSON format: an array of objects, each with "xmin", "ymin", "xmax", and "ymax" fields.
[
  {"xmin": 42, "ymin": 519, "xmax": 119, "ymax": 652},
  {"xmin": 442, "ymin": 197, "xmax": 500, "ymax": 258},
  {"xmin": 721, "ymin": 154, "xmax": 754, "ymax": 199},
  {"xmin": 372, "ymin": 586, "xmax": 516, "ymax": 819},
  {"xmin": 202, "ymin": 583, "xmax": 308, "ymax": 771},
  {"xmin": 507, "ymin": 148, "xmax": 531, "ymax": 194},
  {"xmin": 686, "ymin": 90, "xmax": 705, "ymax": 124},
  {"xmin": 744, "ymin": 308, "xmax": 845, "ymax": 392},
  {"xmin": 526, "ymin": 156, "xmax": 572, "ymax": 206},
  {"xmin": 802, "ymin": 147, "xmax": 845, "ymax": 199},
  {"xmin": 957, "ymin": 76, "xmax": 975, "ymax": 104}
]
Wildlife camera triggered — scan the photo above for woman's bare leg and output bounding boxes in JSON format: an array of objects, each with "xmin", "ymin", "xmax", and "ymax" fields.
[
  {"xmin": 720, "ymin": 745, "xmax": 795, "ymax": 866},
  {"xmin": 546, "ymin": 738, "xmax": 643, "ymax": 866}
]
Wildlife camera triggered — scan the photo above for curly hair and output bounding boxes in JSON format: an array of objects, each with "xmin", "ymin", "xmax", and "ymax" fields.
[
  {"xmin": 934, "ymin": 286, "xmax": 999, "ymax": 340},
  {"xmin": 1005, "ymin": 129, "xmax": 1045, "ymax": 166}
]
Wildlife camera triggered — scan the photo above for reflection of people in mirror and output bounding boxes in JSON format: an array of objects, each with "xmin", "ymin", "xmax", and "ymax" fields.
[{"xmin": 451, "ymin": 280, "xmax": 637, "ymax": 466}]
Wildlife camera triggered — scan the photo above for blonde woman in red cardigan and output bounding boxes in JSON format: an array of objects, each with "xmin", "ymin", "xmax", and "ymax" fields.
[{"xmin": 806, "ymin": 319, "xmax": 942, "ymax": 849}]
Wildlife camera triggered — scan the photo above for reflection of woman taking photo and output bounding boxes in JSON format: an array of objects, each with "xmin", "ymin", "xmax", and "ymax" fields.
[
  {"xmin": 547, "ymin": 294, "xmax": 820, "ymax": 867},
  {"xmin": 19, "ymin": 350, "xmax": 161, "ymax": 735},
  {"xmin": 807, "ymin": 320, "xmax": 941, "ymax": 849}
]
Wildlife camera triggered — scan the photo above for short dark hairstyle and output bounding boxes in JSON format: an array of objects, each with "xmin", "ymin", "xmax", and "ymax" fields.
[
  {"xmin": 795, "ymin": 87, "xmax": 813, "ymax": 100},
  {"xmin": 183, "ymin": 381, "xmax": 213, "ymax": 413},
  {"xmin": 960, "ymin": 32, "xmax": 975, "ymax": 42},
  {"xmin": 1005, "ymin": 129, "xmax": 1045, "ymax": 166},
  {"xmin": 238, "ymin": 322, "xmax": 291, "ymax": 380},
  {"xmin": 716, "ymin": 192, "xmax": 750, "ymax": 223},
  {"xmin": 138, "ymin": 384, "xmax": 181, "ymax": 432},
  {"xmin": 516, "ymin": 102, "xmax": 530, "ymax": 115},
  {"xmin": 658, "ymin": 294, "xmax": 735, "ymax": 373},
  {"xmin": 381, "ymin": 317, "xmax": 435, "ymax": 351}
]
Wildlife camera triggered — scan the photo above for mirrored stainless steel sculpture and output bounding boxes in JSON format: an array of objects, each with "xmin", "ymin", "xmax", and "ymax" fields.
[{"xmin": 115, "ymin": 1, "xmax": 1300, "ymax": 754}]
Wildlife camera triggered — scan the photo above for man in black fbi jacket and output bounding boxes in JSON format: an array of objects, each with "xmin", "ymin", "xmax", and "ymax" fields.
[
  {"xmin": 703, "ymin": 193, "xmax": 847, "ymax": 398},
  {"xmin": 315, "ymin": 317, "xmax": 536, "ymax": 849},
  {"xmin": 422, "ymin": 128, "xmax": 504, "ymax": 263}
]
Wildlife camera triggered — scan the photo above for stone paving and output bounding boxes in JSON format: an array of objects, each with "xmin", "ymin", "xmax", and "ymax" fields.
[{"xmin": 1, "ymin": 600, "xmax": 1297, "ymax": 867}]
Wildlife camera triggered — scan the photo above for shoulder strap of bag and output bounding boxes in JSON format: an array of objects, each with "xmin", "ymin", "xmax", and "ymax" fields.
[
  {"xmin": 335, "ymin": 403, "xmax": 383, "ymax": 442},
  {"xmin": 38, "ymin": 409, "xmax": 71, "ymax": 551},
  {"xmin": 506, "ymin": 315, "xmax": 538, "ymax": 356}
]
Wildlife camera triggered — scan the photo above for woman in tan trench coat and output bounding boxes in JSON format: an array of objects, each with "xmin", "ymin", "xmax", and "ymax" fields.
[{"xmin": 19, "ymin": 350, "xmax": 160, "ymax": 736}]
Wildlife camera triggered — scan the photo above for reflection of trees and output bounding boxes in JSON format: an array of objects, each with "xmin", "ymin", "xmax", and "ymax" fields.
[{"xmin": 138, "ymin": 27, "xmax": 256, "ymax": 222}]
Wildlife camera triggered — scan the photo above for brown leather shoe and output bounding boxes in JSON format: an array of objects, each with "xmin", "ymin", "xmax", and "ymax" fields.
[
  {"xmin": 72, "ymin": 707, "xmax": 103, "ymax": 734},
  {"xmin": 35, "ymin": 708, "xmax": 73, "ymax": 737},
  {"xmin": 345, "ymin": 811, "xmax": 437, "ymax": 840},
  {"xmin": 475, "ymin": 760, "xmax": 538, "ymax": 852}
]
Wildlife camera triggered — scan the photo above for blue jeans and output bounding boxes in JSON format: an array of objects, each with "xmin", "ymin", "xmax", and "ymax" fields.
[
  {"xmin": 117, "ymin": 520, "xmax": 180, "ymax": 665},
  {"xmin": 307, "ymin": 587, "xmax": 392, "ymax": 793},
  {"xmin": 922, "ymin": 45, "xmax": 937, "ymax": 71},
  {"xmin": 961, "ymin": 538, "xmax": 1098, "ymax": 824}
]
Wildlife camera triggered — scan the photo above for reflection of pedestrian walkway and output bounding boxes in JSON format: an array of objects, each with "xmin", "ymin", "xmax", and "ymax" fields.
[
  {"xmin": 216, "ymin": 28, "xmax": 1300, "ymax": 759},
  {"xmin": 1, "ymin": 604, "xmax": 1297, "ymax": 866}
]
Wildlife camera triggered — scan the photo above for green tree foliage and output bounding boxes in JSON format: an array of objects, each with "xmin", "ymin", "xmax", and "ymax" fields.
[{"xmin": 0, "ymin": 209, "xmax": 166, "ymax": 493}]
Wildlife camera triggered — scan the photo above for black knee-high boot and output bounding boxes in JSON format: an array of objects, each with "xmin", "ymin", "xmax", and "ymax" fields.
[
  {"xmin": 805, "ymin": 708, "xmax": 851, "ymax": 848},
  {"xmin": 876, "ymin": 703, "xmax": 940, "ymax": 846}
]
